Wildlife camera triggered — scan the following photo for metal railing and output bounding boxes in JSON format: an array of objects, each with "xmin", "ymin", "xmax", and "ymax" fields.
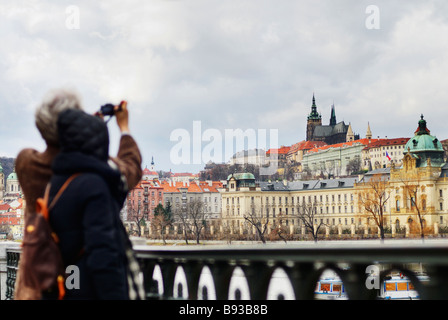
[
  {"xmin": 133, "ymin": 241, "xmax": 448, "ymax": 300},
  {"xmin": 5, "ymin": 241, "xmax": 448, "ymax": 300}
]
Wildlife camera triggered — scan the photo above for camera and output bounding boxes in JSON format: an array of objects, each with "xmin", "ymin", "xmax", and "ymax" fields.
[{"xmin": 97, "ymin": 101, "xmax": 124, "ymax": 117}]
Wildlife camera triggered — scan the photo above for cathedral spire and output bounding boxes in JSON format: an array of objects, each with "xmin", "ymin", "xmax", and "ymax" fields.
[
  {"xmin": 307, "ymin": 93, "xmax": 321, "ymax": 121},
  {"xmin": 329, "ymin": 103, "xmax": 336, "ymax": 126}
]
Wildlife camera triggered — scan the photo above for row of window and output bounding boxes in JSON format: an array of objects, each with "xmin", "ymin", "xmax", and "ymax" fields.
[
  {"xmin": 227, "ymin": 204, "xmax": 355, "ymax": 217},
  {"xmin": 226, "ymin": 194, "xmax": 355, "ymax": 205}
]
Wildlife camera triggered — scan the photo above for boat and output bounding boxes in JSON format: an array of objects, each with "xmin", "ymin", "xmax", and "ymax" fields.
[
  {"xmin": 315, "ymin": 278, "xmax": 348, "ymax": 300},
  {"xmin": 380, "ymin": 274, "xmax": 429, "ymax": 300},
  {"xmin": 315, "ymin": 273, "xmax": 429, "ymax": 300}
]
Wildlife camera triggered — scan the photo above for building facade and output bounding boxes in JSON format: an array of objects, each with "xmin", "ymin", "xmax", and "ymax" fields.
[
  {"xmin": 361, "ymin": 138, "xmax": 410, "ymax": 171},
  {"xmin": 220, "ymin": 115, "xmax": 448, "ymax": 238},
  {"xmin": 126, "ymin": 178, "xmax": 164, "ymax": 223},
  {"xmin": 302, "ymin": 138, "xmax": 380, "ymax": 177},
  {"xmin": 161, "ymin": 180, "xmax": 223, "ymax": 219}
]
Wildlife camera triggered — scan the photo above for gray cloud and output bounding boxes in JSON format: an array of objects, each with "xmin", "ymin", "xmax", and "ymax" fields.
[{"xmin": 1, "ymin": 1, "xmax": 448, "ymax": 173}]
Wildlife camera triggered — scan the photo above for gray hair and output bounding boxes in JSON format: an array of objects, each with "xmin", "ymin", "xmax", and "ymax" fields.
[{"xmin": 35, "ymin": 88, "xmax": 84, "ymax": 147}]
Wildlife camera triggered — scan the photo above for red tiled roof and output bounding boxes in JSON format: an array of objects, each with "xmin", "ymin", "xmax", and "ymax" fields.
[
  {"xmin": 0, "ymin": 204, "xmax": 10, "ymax": 211},
  {"xmin": 266, "ymin": 146, "xmax": 291, "ymax": 155},
  {"xmin": 160, "ymin": 181, "xmax": 222, "ymax": 193},
  {"xmin": 288, "ymin": 140, "xmax": 327, "ymax": 154},
  {"xmin": 0, "ymin": 217, "xmax": 20, "ymax": 225},
  {"xmin": 143, "ymin": 167, "xmax": 158, "ymax": 175},
  {"xmin": 363, "ymin": 138, "xmax": 410, "ymax": 150},
  {"xmin": 308, "ymin": 138, "xmax": 381, "ymax": 154},
  {"xmin": 171, "ymin": 172, "xmax": 198, "ymax": 177}
]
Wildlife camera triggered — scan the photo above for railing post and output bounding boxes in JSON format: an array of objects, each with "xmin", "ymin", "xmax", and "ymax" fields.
[
  {"xmin": 425, "ymin": 266, "xmax": 448, "ymax": 299},
  {"xmin": 159, "ymin": 259, "xmax": 177, "ymax": 299},
  {"xmin": 284, "ymin": 262, "xmax": 316, "ymax": 300},
  {"xmin": 209, "ymin": 262, "xmax": 234, "ymax": 300},
  {"xmin": 138, "ymin": 257, "xmax": 158, "ymax": 299},
  {"xmin": 182, "ymin": 261, "xmax": 203, "ymax": 300},
  {"xmin": 241, "ymin": 262, "xmax": 274, "ymax": 300},
  {"xmin": 342, "ymin": 263, "xmax": 378, "ymax": 300}
]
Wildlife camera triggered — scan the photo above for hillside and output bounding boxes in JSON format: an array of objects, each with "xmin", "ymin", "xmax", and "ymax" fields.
[{"xmin": 0, "ymin": 157, "xmax": 15, "ymax": 183}]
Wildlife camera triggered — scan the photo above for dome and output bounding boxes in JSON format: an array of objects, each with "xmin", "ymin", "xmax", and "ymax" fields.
[
  {"xmin": 404, "ymin": 115, "xmax": 444, "ymax": 167},
  {"xmin": 404, "ymin": 134, "xmax": 443, "ymax": 153},
  {"xmin": 239, "ymin": 172, "xmax": 255, "ymax": 180},
  {"xmin": 7, "ymin": 172, "xmax": 18, "ymax": 180},
  {"xmin": 227, "ymin": 172, "xmax": 255, "ymax": 180}
]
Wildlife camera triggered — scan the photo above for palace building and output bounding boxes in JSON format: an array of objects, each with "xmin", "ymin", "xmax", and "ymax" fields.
[{"xmin": 221, "ymin": 115, "xmax": 448, "ymax": 238}]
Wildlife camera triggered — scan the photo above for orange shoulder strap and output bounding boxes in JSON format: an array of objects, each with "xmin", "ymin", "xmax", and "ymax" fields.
[{"xmin": 48, "ymin": 173, "xmax": 81, "ymax": 212}]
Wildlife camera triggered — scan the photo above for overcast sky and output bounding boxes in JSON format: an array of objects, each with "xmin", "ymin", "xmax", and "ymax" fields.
[{"xmin": 1, "ymin": 1, "xmax": 448, "ymax": 173}]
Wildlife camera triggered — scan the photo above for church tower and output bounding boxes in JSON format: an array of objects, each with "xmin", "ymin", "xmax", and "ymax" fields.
[
  {"xmin": 306, "ymin": 94, "xmax": 322, "ymax": 141},
  {"xmin": 150, "ymin": 156, "xmax": 155, "ymax": 171},
  {"xmin": 366, "ymin": 122, "xmax": 372, "ymax": 139},
  {"xmin": 346, "ymin": 123, "xmax": 355, "ymax": 142}
]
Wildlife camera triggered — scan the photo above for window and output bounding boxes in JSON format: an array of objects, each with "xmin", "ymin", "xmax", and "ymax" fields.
[
  {"xmin": 440, "ymin": 190, "xmax": 443, "ymax": 198},
  {"xmin": 440, "ymin": 202, "xmax": 443, "ymax": 211},
  {"xmin": 396, "ymin": 200, "xmax": 400, "ymax": 212}
]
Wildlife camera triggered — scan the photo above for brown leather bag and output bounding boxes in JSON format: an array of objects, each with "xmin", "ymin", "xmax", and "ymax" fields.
[{"xmin": 21, "ymin": 173, "xmax": 80, "ymax": 300}]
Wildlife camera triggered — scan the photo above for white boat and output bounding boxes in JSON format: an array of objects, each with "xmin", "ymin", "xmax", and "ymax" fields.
[
  {"xmin": 380, "ymin": 274, "xmax": 429, "ymax": 300},
  {"xmin": 315, "ymin": 273, "xmax": 429, "ymax": 300},
  {"xmin": 315, "ymin": 278, "xmax": 348, "ymax": 300}
]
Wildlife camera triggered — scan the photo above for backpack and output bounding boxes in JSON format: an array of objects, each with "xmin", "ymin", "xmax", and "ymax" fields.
[{"xmin": 21, "ymin": 173, "xmax": 80, "ymax": 300}]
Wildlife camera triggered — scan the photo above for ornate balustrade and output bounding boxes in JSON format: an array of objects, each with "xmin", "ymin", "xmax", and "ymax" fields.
[
  {"xmin": 4, "ymin": 241, "xmax": 448, "ymax": 300},
  {"xmin": 133, "ymin": 241, "xmax": 448, "ymax": 300}
]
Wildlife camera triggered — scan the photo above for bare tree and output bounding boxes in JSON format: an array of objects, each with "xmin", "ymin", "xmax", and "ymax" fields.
[
  {"xmin": 243, "ymin": 204, "xmax": 269, "ymax": 244},
  {"xmin": 127, "ymin": 202, "xmax": 146, "ymax": 237},
  {"xmin": 152, "ymin": 203, "xmax": 173, "ymax": 245},
  {"xmin": 357, "ymin": 174, "xmax": 391, "ymax": 242},
  {"xmin": 272, "ymin": 212, "xmax": 288, "ymax": 243},
  {"xmin": 174, "ymin": 205, "xmax": 190, "ymax": 245},
  {"xmin": 346, "ymin": 158, "xmax": 362, "ymax": 175},
  {"xmin": 185, "ymin": 199, "xmax": 207, "ymax": 244},
  {"xmin": 399, "ymin": 171, "xmax": 429, "ymax": 241},
  {"xmin": 296, "ymin": 199, "xmax": 325, "ymax": 242}
]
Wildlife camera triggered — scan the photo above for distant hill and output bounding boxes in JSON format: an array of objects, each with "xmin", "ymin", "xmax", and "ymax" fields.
[{"xmin": 0, "ymin": 157, "xmax": 15, "ymax": 184}]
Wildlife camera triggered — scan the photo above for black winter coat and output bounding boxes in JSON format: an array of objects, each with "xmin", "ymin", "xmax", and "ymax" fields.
[{"xmin": 45, "ymin": 109, "xmax": 130, "ymax": 300}]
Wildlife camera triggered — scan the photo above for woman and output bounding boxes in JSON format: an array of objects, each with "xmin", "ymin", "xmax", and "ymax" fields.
[
  {"xmin": 44, "ymin": 108, "xmax": 139, "ymax": 299},
  {"xmin": 15, "ymin": 88, "xmax": 142, "ymax": 300}
]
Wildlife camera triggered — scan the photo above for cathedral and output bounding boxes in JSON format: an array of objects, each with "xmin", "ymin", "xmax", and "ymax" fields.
[{"xmin": 306, "ymin": 94, "xmax": 360, "ymax": 144}]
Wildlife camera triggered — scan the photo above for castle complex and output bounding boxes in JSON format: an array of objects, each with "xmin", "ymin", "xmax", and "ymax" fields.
[
  {"xmin": 306, "ymin": 94, "xmax": 360, "ymax": 144},
  {"xmin": 222, "ymin": 114, "xmax": 448, "ymax": 238}
]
